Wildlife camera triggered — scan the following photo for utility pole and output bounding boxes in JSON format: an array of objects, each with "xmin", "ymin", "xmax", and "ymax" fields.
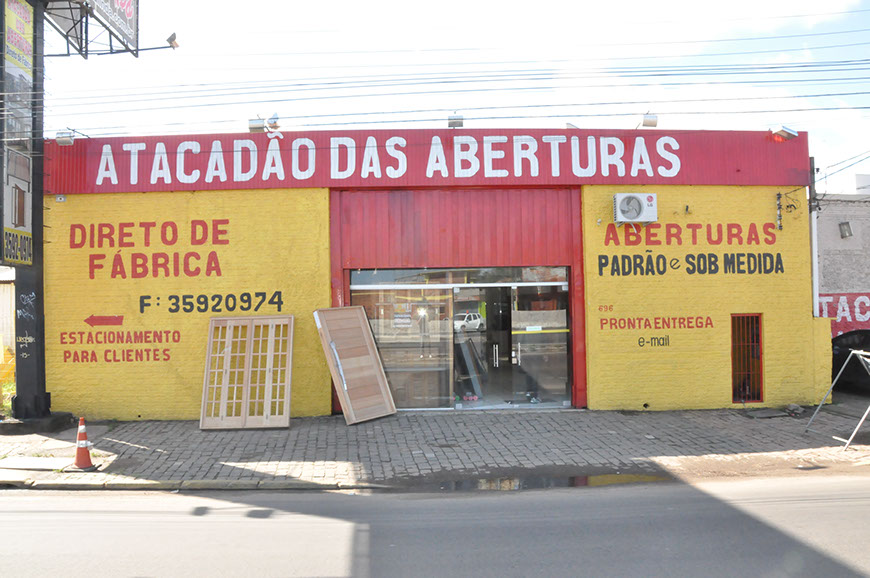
[
  {"xmin": 809, "ymin": 156, "xmax": 821, "ymax": 318},
  {"xmin": 8, "ymin": 0, "xmax": 48, "ymax": 419},
  {"xmin": 4, "ymin": 1, "xmax": 145, "ymax": 419}
]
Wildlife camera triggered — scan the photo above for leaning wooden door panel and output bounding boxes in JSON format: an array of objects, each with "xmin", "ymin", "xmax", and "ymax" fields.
[{"xmin": 314, "ymin": 307, "xmax": 396, "ymax": 425}]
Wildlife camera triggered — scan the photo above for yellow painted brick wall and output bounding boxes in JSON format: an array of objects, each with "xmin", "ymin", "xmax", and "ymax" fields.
[
  {"xmin": 584, "ymin": 185, "xmax": 825, "ymax": 410},
  {"xmin": 44, "ymin": 188, "xmax": 332, "ymax": 420}
]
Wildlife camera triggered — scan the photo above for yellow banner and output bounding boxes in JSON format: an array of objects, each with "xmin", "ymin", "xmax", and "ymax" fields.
[
  {"xmin": 3, "ymin": 228, "xmax": 31, "ymax": 264},
  {"xmin": 5, "ymin": 0, "xmax": 33, "ymax": 75}
]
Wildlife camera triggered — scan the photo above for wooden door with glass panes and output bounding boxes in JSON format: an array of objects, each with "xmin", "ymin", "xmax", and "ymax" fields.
[{"xmin": 200, "ymin": 315, "xmax": 293, "ymax": 429}]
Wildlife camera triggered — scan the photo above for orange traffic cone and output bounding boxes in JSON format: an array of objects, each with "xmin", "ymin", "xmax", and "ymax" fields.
[{"xmin": 72, "ymin": 417, "xmax": 97, "ymax": 471}]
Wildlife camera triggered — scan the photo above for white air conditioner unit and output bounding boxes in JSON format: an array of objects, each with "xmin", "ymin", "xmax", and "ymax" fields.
[{"xmin": 613, "ymin": 193, "xmax": 658, "ymax": 224}]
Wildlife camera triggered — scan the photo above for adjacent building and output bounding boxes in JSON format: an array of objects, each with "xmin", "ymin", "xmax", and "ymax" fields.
[{"xmin": 816, "ymin": 191, "xmax": 870, "ymax": 336}]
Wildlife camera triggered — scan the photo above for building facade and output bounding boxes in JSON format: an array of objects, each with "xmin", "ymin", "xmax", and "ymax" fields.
[
  {"xmin": 816, "ymin": 192, "xmax": 870, "ymax": 336},
  {"xmin": 42, "ymin": 128, "xmax": 831, "ymax": 420}
]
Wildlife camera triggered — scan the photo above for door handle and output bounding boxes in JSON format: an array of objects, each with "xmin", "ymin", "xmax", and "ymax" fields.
[
  {"xmin": 493, "ymin": 344, "xmax": 499, "ymax": 368},
  {"xmin": 517, "ymin": 343, "xmax": 521, "ymax": 366},
  {"xmin": 329, "ymin": 341, "xmax": 349, "ymax": 392}
]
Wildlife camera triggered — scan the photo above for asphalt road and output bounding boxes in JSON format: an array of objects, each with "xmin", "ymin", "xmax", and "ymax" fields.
[{"xmin": 3, "ymin": 475, "xmax": 870, "ymax": 577}]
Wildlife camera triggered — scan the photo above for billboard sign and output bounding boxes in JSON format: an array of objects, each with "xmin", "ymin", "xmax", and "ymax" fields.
[
  {"xmin": 3, "ymin": 150, "xmax": 32, "ymax": 264},
  {"xmin": 4, "ymin": 0, "xmax": 34, "ymax": 265},
  {"xmin": 91, "ymin": 0, "xmax": 138, "ymax": 51},
  {"xmin": 44, "ymin": 2, "xmax": 87, "ymax": 57}
]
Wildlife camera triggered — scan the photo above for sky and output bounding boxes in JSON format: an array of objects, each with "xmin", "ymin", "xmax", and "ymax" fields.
[{"xmin": 40, "ymin": 0, "xmax": 870, "ymax": 196}]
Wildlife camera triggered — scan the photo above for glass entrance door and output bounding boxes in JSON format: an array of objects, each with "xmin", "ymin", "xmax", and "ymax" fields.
[
  {"xmin": 453, "ymin": 285, "xmax": 570, "ymax": 409},
  {"xmin": 511, "ymin": 286, "xmax": 570, "ymax": 405},
  {"xmin": 350, "ymin": 267, "xmax": 572, "ymax": 410}
]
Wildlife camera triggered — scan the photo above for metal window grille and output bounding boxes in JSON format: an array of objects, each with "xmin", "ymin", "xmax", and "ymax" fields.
[
  {"xmin": 200, "ymin": 316, "xmax": 293, "ymax": 429},
  {"xmin": 731, "ymin": 314, "xmax": 763, "ymax": 403}
]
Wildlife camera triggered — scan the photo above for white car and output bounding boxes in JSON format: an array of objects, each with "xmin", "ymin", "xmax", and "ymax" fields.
[{"xmin": 454, "ymin": 312, "xmax": 485, "ymax": 332}]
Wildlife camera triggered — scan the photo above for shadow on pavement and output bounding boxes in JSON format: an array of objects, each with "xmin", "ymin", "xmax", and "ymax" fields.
[
  {"xmin": 3, "ymin": 401, "xmax": 870, "ymax": 487},
  {"xmin": 2, "ymin": 476, "xmax": 866, "ymax": 576},
  {"xmin": 4, "ymin": 405, "xmax": 870, "ymax": 575},
  {"xmin": 117, "ymin": 481, "xmax": 870, "ymax": 576}
]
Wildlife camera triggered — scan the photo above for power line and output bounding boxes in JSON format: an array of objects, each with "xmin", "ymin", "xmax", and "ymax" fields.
[
  {"xmin": 40, "ymin": 37, "xmax": 870, "ymax": 98},
  {"xmin": 821, "ymin": 152, "xmax": 870, "ymax": 180},
  {"xmin": 38, "ymin": 61, "xmax": 870, "ymax": 115},
  {"xmin": 43, "ymin": 89, "xmax": 870, "ymax": 134},
  {"xmin": 42, "ymin": 70, "xmax": 870, "ymax": 118},
  {"xmin": 39, "ymin": 29, "xmax": 870, "ymax": 94},
  {"xmin": 704, "ymin": 6, "xmax": 870, "ymax": 23},
  {"xmin": 74, "ymin": 25, "xmax": 870, "ymax": 59},
  {"xmin": 257, "ymin": 106, "xmax": 870, "ymax": 129},
  {"xmin": 43, "ymin": 104, "xmax": 870, "ymax": 140},
  {"xmin": 37, "ymin": 20, "xmax": 870, "ymax": 140},
  {"xmin": 824, "ymin": 148, "xmax": 870, "ymax": 170},
  {"xmin": 42, "ymin": 56, "xmax": 870, "ymax": 107},
  {"xmin": 41, "ymin": 31, "xmax": 870, "ymax": 95}
]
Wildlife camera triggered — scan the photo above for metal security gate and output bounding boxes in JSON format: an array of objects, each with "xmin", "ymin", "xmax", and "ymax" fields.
[
  {"xmin": 200, "ymin": 316, "xmax": 293, "ymax": 429},
  {"xmin": 731, "ymin": 314, "xmax": 763, "ymax": 403}
]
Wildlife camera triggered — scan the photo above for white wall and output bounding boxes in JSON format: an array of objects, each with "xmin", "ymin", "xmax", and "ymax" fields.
[{"xmin": 817, "ymin": 194, "xmax": 870, "ymax": 293}]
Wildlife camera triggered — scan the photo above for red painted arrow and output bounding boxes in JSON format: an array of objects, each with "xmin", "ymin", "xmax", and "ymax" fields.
[{"xmin": 84, "ymin": 315, "xmax": 124, "ymax": 327}]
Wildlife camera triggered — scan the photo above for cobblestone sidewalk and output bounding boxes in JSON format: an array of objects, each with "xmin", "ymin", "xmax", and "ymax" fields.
[{"xmin": 2, "ymin": 407, "xmax": 870, "ymax": 490}]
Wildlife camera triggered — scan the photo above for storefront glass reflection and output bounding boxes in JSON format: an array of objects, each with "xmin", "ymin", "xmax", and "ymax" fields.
[
  {"xmin": 351, "ymin": 267, "xmax": 571, "ymax": 409},
  {"xmin": 352, "ymin": 288, "xmax": 453, "ymax": 408}
]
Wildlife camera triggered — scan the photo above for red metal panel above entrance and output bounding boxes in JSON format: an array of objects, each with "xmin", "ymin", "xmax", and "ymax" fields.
[{"xmin": 336, "ymin": 188, "xmax": 575, "ymax": 269}]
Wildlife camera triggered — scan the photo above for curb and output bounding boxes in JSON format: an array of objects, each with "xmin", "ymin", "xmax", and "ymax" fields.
[
  {"xmin": 181, "ymin": 479, "xmax": 261, "ymax": 491},
  {"xmin": 338, "ymin": 482, "xmax": 393, "ymax": 490},
  {"xmin": 104, "ymin": 480, "xmax": 183, "ymax": 491},
  {"xmin": 256, "ymin": 479, "xmax": 338, "ymax": 490},
  {"xmin": 30, "ymin": 479, "xmax": 108, "ymax": 490},
  {"xmin": 2, "ymin": 478, "xmax": 392, "ymax": 491},
  {"xmin": 0, "ymin": 478, "xmax": 33, "ymax": 488}
]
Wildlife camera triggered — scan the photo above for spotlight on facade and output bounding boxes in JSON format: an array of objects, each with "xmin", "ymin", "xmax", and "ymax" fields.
[
  {"xmin": 167, "ymin": 33, "xmax": 179, "ymax": 49},
  {"xmin": 771, "ymin": 125, "xmax": 798, "ymax": 141},
  {"xmin": 840, "ymin": 221, "xmax": 853, "ymax": 239},
  {"xmin": 448, "ymin": 115, "xmax": 463, "ymax": 128},
  {"xmin": 267, "ymin": 113, "xmax": 280, "ymax": 131},
  {"xmin": 249, "ymin": 119, "xmax": 266, "ymax": 133},
  {"xmin": 56, "ymin": 131, "xmax": 75, "ymax": 146},
  {"xmin": 641, "ymin": 114, "xmax": 658, "ymax": 128}
]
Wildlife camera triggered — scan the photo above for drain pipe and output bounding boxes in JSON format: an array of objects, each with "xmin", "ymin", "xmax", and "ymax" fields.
[{"xmin": 809, "ymin": 157, "xmax": 820, "ymax": 316}]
